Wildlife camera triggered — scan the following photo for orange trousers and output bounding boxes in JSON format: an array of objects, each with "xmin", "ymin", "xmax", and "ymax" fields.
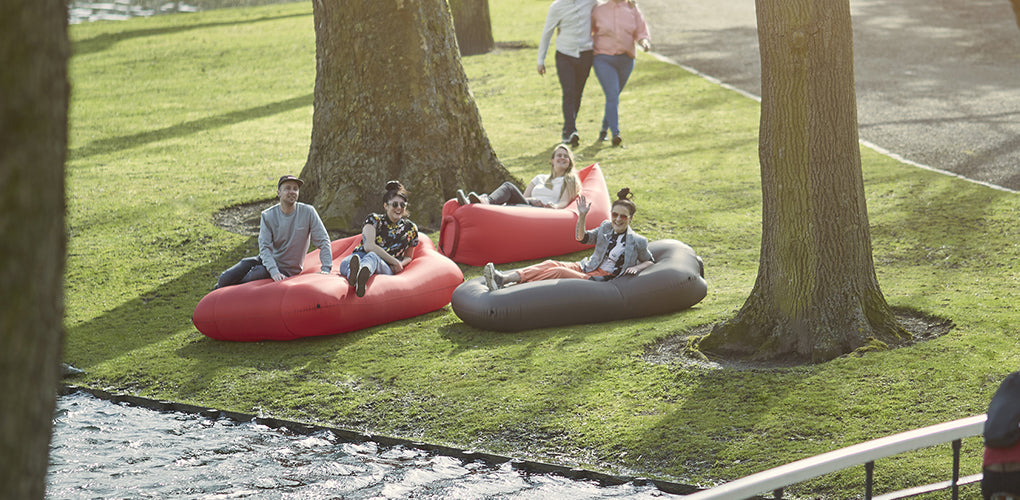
[{"xmin": 516, "ymin": 260, "xmax": 612, "ymax": 283}]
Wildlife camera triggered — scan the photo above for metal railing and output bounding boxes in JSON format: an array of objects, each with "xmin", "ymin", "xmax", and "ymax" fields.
[{"xmin": 683, "ymin": 414, "xmax": 987, "ymax": 500}]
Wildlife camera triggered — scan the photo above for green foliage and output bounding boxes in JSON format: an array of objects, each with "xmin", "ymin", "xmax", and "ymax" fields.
[{"xmin": 63, "ymin": 2, "xmax": 1020, "ymax": 497}]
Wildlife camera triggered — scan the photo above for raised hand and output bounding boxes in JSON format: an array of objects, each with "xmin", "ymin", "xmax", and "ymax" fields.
[{"xmin": 577, "ymin": 194, "xmax": 590, "ymax": 217}]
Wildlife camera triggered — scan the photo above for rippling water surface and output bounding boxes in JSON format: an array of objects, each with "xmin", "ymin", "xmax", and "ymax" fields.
[{"xmin": 48, "ymin": 393, "xmax": 673, "ymax": 499}]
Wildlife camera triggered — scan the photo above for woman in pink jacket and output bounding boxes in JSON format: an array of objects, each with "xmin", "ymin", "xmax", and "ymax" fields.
[{"xmin": 591, "ymin": 0, "xmax": 651, "ymax": 147}]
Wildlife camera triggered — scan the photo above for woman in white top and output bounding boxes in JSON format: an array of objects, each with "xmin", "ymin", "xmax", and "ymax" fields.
[{"xmin": 457, "ymin": 144, "xmax": 582, "ymax": 209}]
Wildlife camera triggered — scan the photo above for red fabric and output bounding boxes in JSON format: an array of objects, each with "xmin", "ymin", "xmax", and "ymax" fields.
[
  {"xmin": 438, "ymin": 163, "xmax": 612, "ymax": 266},
  {"xmin": 986, "ymin": 441, "xmax": 1020, "ymax": 467},
  {"xmin": 192, "ymin": 234, "xmax": 462, "ymax": 341}
]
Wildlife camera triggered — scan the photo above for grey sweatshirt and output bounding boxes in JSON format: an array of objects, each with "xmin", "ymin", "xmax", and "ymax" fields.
[{"xmin": 258, "ymin": 202, "xmax": 332, "ymax": 277}]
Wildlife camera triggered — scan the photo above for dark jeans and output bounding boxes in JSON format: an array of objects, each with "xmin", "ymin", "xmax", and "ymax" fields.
[
  {"xmin": 215, "ymin": 256, "xmax": 270, "ymax": 289},
  {"xmin": 487, "ymin": 182, "xmax": 530, "ymax": 206},
  {"xmin": 556, "ymin": 50, "xmax": 593, "ymax": 139},
  {"xmin": 983, "ymin": 469, "xmax": 1020, "ymax": 499}
]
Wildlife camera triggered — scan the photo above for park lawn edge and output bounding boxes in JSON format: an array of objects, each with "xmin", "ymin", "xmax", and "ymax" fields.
[{"xmin": 62, "ymin": 1, "xmax": 1019, "ymax": 497}]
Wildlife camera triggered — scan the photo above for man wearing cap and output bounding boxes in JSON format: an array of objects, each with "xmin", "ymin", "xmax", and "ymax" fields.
[{"xmin": 215, "ymin": 175, "xmax": 332, "ymax": 288}]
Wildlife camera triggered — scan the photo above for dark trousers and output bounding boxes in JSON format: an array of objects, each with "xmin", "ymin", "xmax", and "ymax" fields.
[
  {"xmin": 487, "ymin": 182, "xmax": 529, "ymax": 205},
  {"xmin": 556, "ymin": 50, "xmax": 593, "ymax": 139},
  {"xmin": 216, "ymin": 256, "xmax": 270, "ymax": 289},
  {"xmin": 983, "ymin": 469, "xmax": 1020, "ymax": 499}
]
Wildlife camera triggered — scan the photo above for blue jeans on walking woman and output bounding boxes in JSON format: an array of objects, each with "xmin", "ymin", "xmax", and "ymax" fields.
[{"xmin": 592, "ymin": 53, "xmax": 635, "ymax": 138}]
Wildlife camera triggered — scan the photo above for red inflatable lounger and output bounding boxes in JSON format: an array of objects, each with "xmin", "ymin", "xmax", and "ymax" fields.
[
  {"xmin": 438, "ymin": 163, "xmax": 612, "ymax": 266},
  {"xmin": 192, "ymin": 234, "xmax": 463, "ymax": 341}
]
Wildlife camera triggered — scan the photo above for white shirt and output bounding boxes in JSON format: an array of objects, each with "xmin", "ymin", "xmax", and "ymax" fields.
[
  {"xmin": 537, "ymin": 0, "xmax": 598, "ymax": 64},
  {"xmin": 598, "ymin": 232, "xmax": 627, "ymax": 273},
  {"xmin": 529, "ymin": 174, "xmax": 566, "ymax": 204}
]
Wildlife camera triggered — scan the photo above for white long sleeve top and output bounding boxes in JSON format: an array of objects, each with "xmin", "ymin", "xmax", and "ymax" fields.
[{"xmin": 537, "ymin": 0, "xmax": 597, "ymax": 65}]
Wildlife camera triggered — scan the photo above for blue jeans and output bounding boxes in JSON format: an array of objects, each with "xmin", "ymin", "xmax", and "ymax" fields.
[
  {"xmin": 555, "ymin": 50, "xmax": 593, "ymax": 140},
  {"xmin": 216, "ymin": 256, "xmax": 271, "ymax": 289},
  {"xmin": 339, "ymin": 251, "xmax": 394, "ymax": 279},
  {"xmin": 592, "ymin": 53, "xmax": 635, "ymax": 137}
]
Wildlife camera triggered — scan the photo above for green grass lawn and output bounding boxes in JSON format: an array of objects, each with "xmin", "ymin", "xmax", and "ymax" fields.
[{"xmin": 63, "ymin": 1, "xmax": 1019, "ymax": 497}]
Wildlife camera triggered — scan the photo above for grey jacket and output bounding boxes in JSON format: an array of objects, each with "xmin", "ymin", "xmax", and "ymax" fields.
[{"xmin": 578, "ymin": 220, "xmax": 653, "ymax": 279}]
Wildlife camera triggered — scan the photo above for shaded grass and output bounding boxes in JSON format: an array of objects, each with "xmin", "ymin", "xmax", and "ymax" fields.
[{"xmin": 63, "ymin": 1, "xmax": 1018, "ymax": 497}]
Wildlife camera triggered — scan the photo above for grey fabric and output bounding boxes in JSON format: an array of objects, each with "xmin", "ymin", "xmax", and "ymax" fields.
[{"xmin": 451, "ymin": 239, "xmax": 707, "ymax": 332}]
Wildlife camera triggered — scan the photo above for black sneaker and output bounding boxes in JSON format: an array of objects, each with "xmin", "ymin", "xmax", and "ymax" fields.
[
  {"xmin": 598, "ymin": 130, "xmax": 608, "ymax": 142},
  {"xmin": 347, "ymin": 253, "xmax": 360, "ymax": 282},
  {"xmin": 569, "ymin": 132, "xmax": 580, "ymax": 148},
  {"xmin": 456, "ymin": 189, "xmax": 469, "ymax": 206},
  {"xmin": 468, "ymin": 192, "xmax": 489, "ymax": 204},
  {"xmin": 612, "ymin": 135, "xmax": 623, "ymax": 147},
  {"xmin": 355, "ymin": 266, "xmax": 371, "ymax": 297}
]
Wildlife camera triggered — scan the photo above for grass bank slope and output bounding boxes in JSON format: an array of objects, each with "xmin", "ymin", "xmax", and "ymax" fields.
[{"xmin": 64, "ymin": 1, "xmax": 1019, "ymax": 496}]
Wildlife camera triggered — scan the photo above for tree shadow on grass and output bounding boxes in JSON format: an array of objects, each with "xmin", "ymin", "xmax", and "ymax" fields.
[
  {"xmin": 63, "ymin": 238, "xmax": 257, "ymax": 372},
  {"xmin": 73, "ymin": 12, "xmax": 312, "ymax": 56},
  {"xmin": 68, "ymin": 93, "xmax": 313, "ymax": 160},
  {"xmin": 63, "ymin": 233, "xmax": 423, "ymax": 396}
]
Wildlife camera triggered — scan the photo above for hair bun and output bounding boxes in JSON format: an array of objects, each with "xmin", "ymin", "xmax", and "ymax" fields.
[
  {"xmin": 386, "ymin": 180, "xmax": 403, "ymax": 191},
  {"xmin": 616, "ymin": 187, "xmax": 633, "ymax": 200}
]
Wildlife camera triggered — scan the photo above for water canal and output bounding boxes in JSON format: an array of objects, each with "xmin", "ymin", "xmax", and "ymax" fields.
[{"xmin": 48, "ymin": 391, "xmax": 681, "ymax": 498}]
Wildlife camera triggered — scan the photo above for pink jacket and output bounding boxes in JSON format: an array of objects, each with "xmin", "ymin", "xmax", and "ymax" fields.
[{"xmin": 591, "ymin": 0, "xmax": 651, "ymax": 58}]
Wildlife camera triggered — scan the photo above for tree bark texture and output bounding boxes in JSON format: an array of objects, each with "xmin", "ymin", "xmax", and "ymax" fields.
[
  {"xmin": 0, "ymin": 0, "xmax": 70, "ymax": 497},
  {"xmin": 301, "ymin": 0, "xmax": 511, "ymax": 232},
  {"xmin": 702, "ymin": 0, "xmax": 906, "ymax": 363},
  {"xmin": 449, "ymin": 0, "xmax": 495, "ymax": 56}
]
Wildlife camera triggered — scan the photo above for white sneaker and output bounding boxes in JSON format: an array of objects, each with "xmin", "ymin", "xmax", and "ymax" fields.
[{"xmin": 483, "ymin": 262, "xmax": 496, "ymax": 291}]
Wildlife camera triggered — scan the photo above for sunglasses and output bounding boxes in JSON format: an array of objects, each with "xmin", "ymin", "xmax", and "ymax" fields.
[
  {"xmin": 611, "ymin": 212, "xmax": 630, "ymax": 221},
  {"xmin": 388, "ymin": 200, "xmax": 408, "ymax": 209}
]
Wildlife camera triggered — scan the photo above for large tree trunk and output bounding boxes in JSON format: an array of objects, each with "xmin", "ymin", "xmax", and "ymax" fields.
[
  {"xmin": 0, "ymin": 0, "xmax": 70, "ymax": 496},
  {"xmin": 301, "ymin": 0, "xmax": 511, "ymax": 232},
  {"xmin": 449, "ymin": 0, "xmax": 495, "ymax": 56},
  {"xmin": 701, "ymin": 0, "xmax": 907, "ymax": 363}
]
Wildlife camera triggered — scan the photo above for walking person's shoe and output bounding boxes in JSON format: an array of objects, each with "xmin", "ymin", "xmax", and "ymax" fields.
[
  {"xmin": 598, "ymin": 130, "xmax": 608, "ymax": 142},
  {"xmin": 568, "ymin": 132, "xmax": 580, "ymax": 148},
  {"xmin": 355, "ymin": 265, "xmax": 371, "ymax": 298},
  {"xmin": 456, "ymin": 189, "xmax": 470, "ymax": 206},
  {"xmin": 612, "ymin": 135, "xmax": 623, "ymax": 147}
]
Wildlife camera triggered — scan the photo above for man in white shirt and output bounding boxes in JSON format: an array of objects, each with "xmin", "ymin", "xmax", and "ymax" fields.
[
  {"xmin": 537, "ymin": 0, "xmax": 598, "ymax": 147},
  {"xmin": 215, "ymin": 175, "xmax": 332, "ymax": 288}
]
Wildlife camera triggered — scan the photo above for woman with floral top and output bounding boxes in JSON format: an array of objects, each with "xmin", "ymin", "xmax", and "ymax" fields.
[{"xmin": 339, "ymin": 181, "xmax": 419, "ymax": 297}]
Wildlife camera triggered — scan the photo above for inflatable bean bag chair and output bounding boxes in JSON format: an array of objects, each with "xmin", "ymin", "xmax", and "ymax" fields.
[
  {"xmin": 193, "ymin": 234, "xmax": 462, "ymax": 341},
  {"xmin": 438, "ymin": 163, "xmax": 612, "ymax": 266},
  {"xmin": 450, "ymin": 239, "xmax": 706, "ymax": 332}
]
